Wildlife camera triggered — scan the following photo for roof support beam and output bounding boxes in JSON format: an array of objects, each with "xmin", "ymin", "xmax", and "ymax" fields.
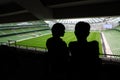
[{"xmin": 13, "ymin": 0, "xmax": 53, "ymax": 20}]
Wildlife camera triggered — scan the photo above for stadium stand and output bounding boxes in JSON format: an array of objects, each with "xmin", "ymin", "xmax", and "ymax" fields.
[
  {"xmin": 0, "ymin": 21, "xmax": 50, "ymax": 37},
  {"xmin": 0, "ymin": 0, "xmax": 120, "ymax": 80},
  {"xmin": 0, "ymin": 16, "xmax": 120, "ymax": 80}
]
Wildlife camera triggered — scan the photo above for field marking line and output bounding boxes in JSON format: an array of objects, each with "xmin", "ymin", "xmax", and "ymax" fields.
[
  {"xmin": 101, "ymin": 32, "xmax": 113, "ymax": 57},
  {"xmin": 16, "ymin": 33, "xmax": 51, "ymax": 42}
]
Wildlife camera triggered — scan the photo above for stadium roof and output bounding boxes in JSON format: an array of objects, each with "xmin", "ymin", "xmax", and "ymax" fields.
[
  {"xmin": 0, "ymin": 0, "xmax": 120, "ymax": 24},
  {"xmin": 45, "ymin": 16, "xmax": 120, "ymax": 25}
]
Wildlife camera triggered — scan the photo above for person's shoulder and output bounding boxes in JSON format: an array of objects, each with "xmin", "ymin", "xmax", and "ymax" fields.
[
  {"xmin": 89, "ymin": 40, "xmax": 99, "ymax": 46},
  {"xmin": 90, "ymin": 40, "xmax": 98, "ymax": 44},
  {"xmin": 47, "ymin": 37, "xmax": 53, "ymax": 41},
  {"xmin": 69, "ymin": 41, "xmax": 77, "ymax": 46},
  {"xmin": 46, "ymin": 37, "xmax": 53, "ymax": 44}
]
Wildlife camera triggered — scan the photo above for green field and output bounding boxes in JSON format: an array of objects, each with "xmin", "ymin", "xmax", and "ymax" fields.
[
  {"xmin": 16, "ymin": 31, "xmax": 103, "ymax": 54},
  {"xmin": 103, "ymin": 29, "xmax": 120, "ymax": 55},
  {"xmin": 0, "ymin": 30, "xmax": 50, "ymax": 42}
]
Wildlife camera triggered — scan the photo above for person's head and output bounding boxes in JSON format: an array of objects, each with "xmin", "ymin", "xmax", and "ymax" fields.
[
  {"xmin": 74, "ymin": 21, "xmax": 90, "ymax": 40},
  {"xmin": 51, "ymin": 23, "xmax": 65, "ymax": 37}
]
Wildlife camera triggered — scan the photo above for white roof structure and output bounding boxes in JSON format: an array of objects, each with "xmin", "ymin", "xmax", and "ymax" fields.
[{"xmin": 45, "ymin": 16, "xmax": 120, "ymax": 30}]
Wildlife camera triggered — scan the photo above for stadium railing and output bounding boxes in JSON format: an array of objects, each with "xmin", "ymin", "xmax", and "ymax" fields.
[
  {"xmin": 0, "ymin": 40, "xmax": 48, "ymax": 52},
  {"xmin": 1, "ymin": 40, "xmax": 120, "ymax": 63},
  {"xmin": 100, "ymin": 54, "xmax": 120, "ymax": 63}
]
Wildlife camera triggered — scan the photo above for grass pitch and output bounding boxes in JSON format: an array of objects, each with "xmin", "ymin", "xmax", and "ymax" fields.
[{"xmin": 16, "ymin": 31, "xmax": 102, "ymax": 54}]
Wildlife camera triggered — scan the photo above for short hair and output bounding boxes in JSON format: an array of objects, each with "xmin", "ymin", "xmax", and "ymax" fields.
[
  {"xmin": 75, "ymin": 21, "xmax": 90, "ymax": 33},
  {"xmin": 51, "ymin": 23, "xmax": 65, "ymax": 36}
]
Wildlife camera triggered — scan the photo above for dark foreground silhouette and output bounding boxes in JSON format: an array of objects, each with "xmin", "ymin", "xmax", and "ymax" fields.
[
  {"xmin": 46, "ymin": 23, "xmax": 70, "ymax": 80},
  {"xmin": 68, "ymin": 21, "xmax": 102, "ymax": 80},
  {"xmin": 1, "ymin": 45, "xmax": 120, "ymax": 80}
]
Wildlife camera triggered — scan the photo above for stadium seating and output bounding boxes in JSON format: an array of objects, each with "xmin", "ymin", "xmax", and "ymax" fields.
[
  {"xmin": 0, "ymin": 25, "xmax": 50, "ymax": 37},
  {"xmin": 0, "ymin": 17, "xmax": 120, "ymax": 80}
]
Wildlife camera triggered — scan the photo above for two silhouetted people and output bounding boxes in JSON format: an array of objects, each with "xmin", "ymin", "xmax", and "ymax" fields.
[
  {"xmin": 46, "ymin": 22, "xmax": 101, "ymax": 80},
  {"xmin": 68, "ymin": 21, "xmax": 101, "ymax": 80},
  {"xmin": 46, "ymin": 23, "xmax": 69, "ymax": 80}
]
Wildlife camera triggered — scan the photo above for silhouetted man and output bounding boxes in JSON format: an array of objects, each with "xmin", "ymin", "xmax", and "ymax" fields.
[
  {"xmin": 68, "ymin": 21, "xmax": 101, "ymax": 80},
  {"xmin": 46, "ymin": 23, "xmax": 69, "ymax": 80}
]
